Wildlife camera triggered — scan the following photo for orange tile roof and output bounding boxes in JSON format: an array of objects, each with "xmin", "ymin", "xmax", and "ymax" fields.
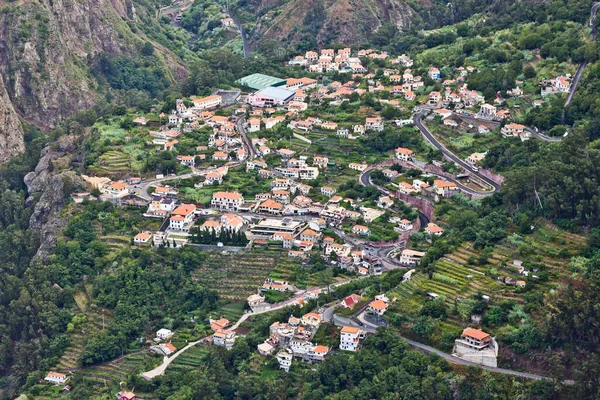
[
  {"xmin": 427, "ymin": 223, "xmax": 444, "ymax": 233},
  {"xmin": 312, "ymin": 345, "xmax": 329, "ymax": 353},
  {"xmin": 108, "ymin": 181, "xmax": 128, "ymax": 190},
  {"xmin": 165, "ymin": 342, "xmax": 177, "ymax": 351},
  {"xmin": 462, "ymin": 328, "xmax": 490, "ymax": 341},
  {"xmin": 46, "ymin": 372, "xmax": 67, "ymax": 379},
  {"xmin": 341, "ymin": 326, "xmax": 360, "ymax": 334},
  {"xmin": 303, "ymin": 312, "xmax": 320, "ymax": 320},
  {"xmin": 395, "ymin": 147, "xmax": 414, "ymax": 155},
  {"xmin": 172, "ymin": 204, "xmax": 196, "ymax": 216},
  {"xmin": 369, "ymin": 299, "xmax": 388, "ymax": 311},
  {"xmin": 260, "ymin": 199, "xmax": 283, "ymax": 209},
  {"xmin": 135, "ymin": 232, "xmax": 152, "ymax": 240},
  {"xmin": 434, "ymin": 180, "xmax": 456, "ymax": 188},
  {"xmin": 213, "ymin": 191, "xmax": 243, "ymax": 200}
]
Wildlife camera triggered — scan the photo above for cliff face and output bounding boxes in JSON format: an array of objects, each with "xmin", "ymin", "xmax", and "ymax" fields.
[
  {"xmin": 24, "ymin": 135, "xmax": 84, "ymax": 260},
  {"xmin": 0, "ymin": 74, "xmax": 24, "ymax": 163},
  {"xmin": 0, "ymin": 0, "xmax": 184, "ymax": 161},
  {"xmin": 249, "ymin": 0, "xmax": 415, "ymax": 46}
]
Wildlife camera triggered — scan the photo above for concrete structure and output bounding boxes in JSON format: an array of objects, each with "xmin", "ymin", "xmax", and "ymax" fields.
[
  {"xmin": 339, "ymin": 326, "xmax": 363, "ymax": 352},
  {"xmin": 453, "ymin": 328, "xmax": 498, "ymax": 368},
  {"xmin": 236, "ymin": 73, "xmax": 286, "ymax": 90},
  {"xmin": 248, "ymin": 87, "xmax": 296, "ymax": 107},
  {"xmin": 156, "ymin": 328, "xmax": 173, "ymax": 340},
  {"xmin": 400, "ymin": 249, "xmax": 426, "ymax": 266},
  {"xmin": 276, "ymin": 350, "xmax": 293, "ymax": 372},
  {"xmin": 192, "ymin": 95, "xmax": 222, "ymax": 110}
]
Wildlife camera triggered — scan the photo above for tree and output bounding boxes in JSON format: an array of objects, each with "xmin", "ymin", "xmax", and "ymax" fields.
[
  {"xmin": 141, "ymin": 41, "xmax": 155, "ymax": 56},
  {"xmin": 316, "ymin": 269, "xmax": 334, "ymax": 294},
  {"xmin": 523, "ymin": 66, "xmax": 536, "ymax": 79}
]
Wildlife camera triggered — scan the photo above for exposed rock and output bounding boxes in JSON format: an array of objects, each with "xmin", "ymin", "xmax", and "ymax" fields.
[
  {"xmin": 0, "ymin": 74, "xmax": 24, "ymax": 163},
  {"xmin": 250, "ymin": 0, "xmax": 415, "ymax": 47},
  {"xmin": 25, "ymin": 135, "xmax": 83, "ymax": 260},
  {"xmin": 0, "ymin": 0, "xmax": 185, "ymax": 162}
]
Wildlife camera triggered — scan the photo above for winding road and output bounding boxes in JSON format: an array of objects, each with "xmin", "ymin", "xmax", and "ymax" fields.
[
  {"xmin": 141, "ymin": 277, "xmax": 361, "ymax": 380},
  {"xmin": 561, "ymin": 2, "xmax": 600, "ymax": 123},
  {"xmin": 413, "ymin": 111, "xmax": 501, "ymax": 194},
  {"xmin": 565, "ymin": 2, "xmax": 600, "ymax": 109},
  {"xmin": 128, "ymin": 163, "xmax": 241, "ymax": 201},
  {"xmin": 236, "ymin": 116, "xmax": 257, "ymax": 159},
  {"xmin": 224, "ymin": 6, "xmax": 250, "ymax": 59}
]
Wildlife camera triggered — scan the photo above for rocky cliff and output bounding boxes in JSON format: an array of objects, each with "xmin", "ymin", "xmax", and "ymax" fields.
[
  {"xmin": 24, "ymin": 135, "xmax": 84, "ymax": 260},
  {"xmin": 0, "ymin": 74, "xmax": 24, "ymax": 163},
  {"xmin": 248, "ymin": 0, "xmax": 415, "ymax": 47},
  {"xmin": 0, "ymin": 0, "xmax": 185, "ymax": 161}
]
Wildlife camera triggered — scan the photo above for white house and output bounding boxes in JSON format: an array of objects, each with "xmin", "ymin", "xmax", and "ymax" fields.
[
  {"xmin": 248, "ymin": 118, "xmax": 261, "ymax": 132},
  {"xmin": 395, "ymin": 147, "xmax": 414, "ymax": 161},
  {"xmin": 192, "ymin": 95, "xmax": 222, "ymax": 110},
  {"xmin": 365, "ymin": 117, "xmax": 384, "ymax": 131},
  {"xmin": 44, "ymin": 372, "xmax": 69, "ymax": 385},
  {"xmin": 156, "ymin": 328, "xmax": 173, "ymax": 340},
  {"xmin": 211, "ymin": 192, "xmax": 244, "ymax": 211},
  {"xmin": 339, "ymin": 326, "xmax": 363, "ymax": 352},
  {"xmin": 169, "ymin": 204, "xmax": 196, "ymax": 231},
  {"xmin": 213, "ymin": 329, "xmax": 236, "ymax": 350},
  {"xmin": 426, "ymin": 222, "xmax": 445, "ymax": 236},
  {"xmin": 397, "ymin": 219, "xmax": 413, "ymax": 231},
  {"xmin": 277, "ymin": 349, "xmax": 293, "ymax": 372},
  {"xmin": 399, "ymin": 249, "xmax": 426, "ymax": 266},
  {"xmin": 367, "ymin": 299, "xmax": 388, "ymax": 316},
  {"xmin": 134, "ymin": 231, "xmax": 153, "ymax": 244}
]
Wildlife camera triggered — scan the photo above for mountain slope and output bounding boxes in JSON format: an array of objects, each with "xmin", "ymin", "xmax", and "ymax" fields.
[
  {"xmin": 0, "ymin": 0, "xmax": 185, "ymax": 161},
  {"xmin": 247, "ymin": 0, "xmax": 416, "ymax": 47},
  {"xmin": 0, "ymin": 75, "xmax": 24, "ymax": 163}
]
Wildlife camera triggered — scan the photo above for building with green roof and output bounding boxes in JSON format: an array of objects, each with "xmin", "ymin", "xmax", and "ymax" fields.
[{"xmin": 236, "ymin": 73, "xmax": 286, "ymax": 90}]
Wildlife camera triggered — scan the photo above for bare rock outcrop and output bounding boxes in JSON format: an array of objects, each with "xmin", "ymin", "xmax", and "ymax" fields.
[
  {"xmin": 0, "ymin": 74, "xmax": 24, "ymax": 163},
  {"xmin": 25, "ymin": 135, "xmax": 83, "ymax": 260}
]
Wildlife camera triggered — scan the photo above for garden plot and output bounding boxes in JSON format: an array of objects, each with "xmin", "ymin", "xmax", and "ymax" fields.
[
  {"xmin": 193, "ymin": 251, "xmax": 302, "ymax": 301},
  {"xmin": 170, "ymin": 345, "xmax": 209, "ymax": 370}
]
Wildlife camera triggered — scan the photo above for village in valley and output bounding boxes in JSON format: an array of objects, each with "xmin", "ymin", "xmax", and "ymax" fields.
[{"xmin": 40, "ymin": 34, "xmax": 586, "ymax": 397}]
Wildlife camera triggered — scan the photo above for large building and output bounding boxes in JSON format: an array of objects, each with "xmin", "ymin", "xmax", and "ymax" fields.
[
  {"xmin": 169, "ymin": 204, "xmax": 196, "ymax": 231},
  {"xmin": 339, "ymin": 326, "xmax": 363, "ymax": 352},
  {"xmin": 211, "ymin": 192, "xmax": 245, "ymax": 211},
  {"xmin": 192, "ymin": 95, "xmax": 222, "ymax": 110},
  {"xmin": 248, "ymin": 87, "xmax": 296, "ymax": 107},
  {"xmin": 250, "ymin": 217, "xmax": 306, "ymax": 237},
  {"xmin": 236, "ymin": 73, "xmax": 287, "ymax": 90}
]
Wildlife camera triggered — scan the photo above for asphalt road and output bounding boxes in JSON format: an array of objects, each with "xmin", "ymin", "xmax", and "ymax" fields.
[
  {"xmin": 564, "ymin": 2, "xmax": 600, "ymax": 109},
  {"xmin": 129, "ymin": 163, "xmax": 241, "ymax": 200},
  {"xmin": 413, "ymin": 111, "xmax": 501, "ymax": 193},
  {"xmin": 336, "ymin": 305, "xmax": 563, "ymax": 382},
  {"xmin": 225, "ymin": 7, "xmax": 250, "ymax": 59},
  {"xmin": 236, "ymin": 117, "xmax": 257, "ymax": 159}
]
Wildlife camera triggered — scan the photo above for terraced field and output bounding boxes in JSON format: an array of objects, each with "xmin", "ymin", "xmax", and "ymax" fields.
[
  {"xmin": 100, "ymin": 235, "xmax": 131, "ymax": 253},
  {"xmin": 80, "ymin": 353, "xmax": 159, "ymax": 386},
  {"xmin": 55, "ymin": 286, "xmax": 113, "ymax": 372},
  {"xmin": 193, "ymin": 251, "xmax": 305, "ymax": 301},
  {"xmin": 216, "ymin": 302, "xmax": 246, "ymax": 321},
  {"xmin": 393, "ymin": 220, "xmax": 585, "ymax": 310},
  {"xmin": 168, "ymin": 345, "xmax": 209, "ymax": 372},
  {"xmin": 89, "ymin": 150, "xmax": 132, "ymax": 176}
]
